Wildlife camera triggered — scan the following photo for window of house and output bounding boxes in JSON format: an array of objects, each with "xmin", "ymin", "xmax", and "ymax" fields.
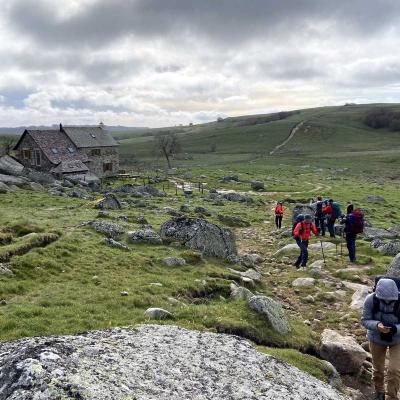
[
  {"xmin": 103, "ymin": 162, "xmax": 113, "ymax": 172},
  {"xmin": 91, "ymin": 149, "xmax": 101, "ymax": 156},
  {"xmin": 22, "ymin": 149, "xmax": 32, "ymax": 160},
  {"xmin": 34, "ymin": 149, "xmax": 41, "ymax": 166}
]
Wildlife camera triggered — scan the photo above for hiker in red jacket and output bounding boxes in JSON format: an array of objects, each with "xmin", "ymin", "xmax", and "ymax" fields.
[
  {"xmin": 323, "ymin": 199, "xmax": 335, "ymax": 238},
  {"xmin": 274, "ymin": 201, "xmax": 285, "ymax": 229},
  {"xmin": 293, "ymin": 214, "xmax": 317, "ymax": 269}
]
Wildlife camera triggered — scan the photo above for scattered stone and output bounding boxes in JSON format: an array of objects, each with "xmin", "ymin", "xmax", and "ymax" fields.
[
  {"xmin": 320, "ymin": 329, "xmax": 368, "ymax": 374},
  {"xmin": 0, "ymin": 264, "xmax": 14, "ymax": 277},
  {"xmin": 163, "ymin": 257, "xmax": 186, "ymax": 267},
  {"xmin": 128, "ymin": 229, "xmax": 162, "ymax": 245},
  {"xmin": 364, "ymin": 227, "xmax": 398, "ymax": 240},
  {"xmin": 70, "ymin": 189, "xmax": 88, "ymax": 199},
  {"xmin": 144, "ymin": 308, "xmax": 174, "ymax": 320},
  {"xmin": 24, "ymin": 181, "xmax": 44, "ymax": 191},
  {"xmin": 222, "ymin": 192, "xmax": 252, "ymax": 203},
  {"xmin": 303, "ymin": 295, "xmax": 315, "ymax": 303},
  {"xmin": 378, "ymin": 240, "xmax": 400, "ymax": 256},
  {"xmin": 149, "ymin": 282, "xmax": 163, "ymax": 287},
  {"xmin": 160, "ymin": 217, "xmax": 236, "ymax": 259},
  {"xmin": 274, "ymin": 243, "xmax": 299, "ymax": 255},
  {"xmin": 370, "ymin": 238, "xmax": 385, "ymax": 249},
  {"xmin": 242, "ymin": 268, "xmax": 262, "ymax": 283},
  {"xmin": 104, "ymin": 238, "xmax": 130, "ymax": 251},
  {"xmin": 194, "ymin": 206, "xmax": 210, "ymax": 215},
  {"xmin": 308, "ymin": 242, "xmax": 336, "ymax": 251},
  {"xmin": 241, "ymin": 277, "xmax": 255, "ymax": 287},
  {"xmin": 180, "ymin": 204, "xmax": 190, "ymax": 213},
  {"xmin": 364, "ymin": 195, "xmax": 386, "ymax": 203},
  {"xmin": 95, "ymin": 193, "xmax": 121, "ymax": 210},
  {"xmin": 230, "ymin": 283, "xmax": 254, "ymax": 301},
  {"xmin": 0, "ymin": 299, "xmax": 7, "ymax": 306},
  {"xmin": 250, "ymin": 180, "xmax": 264, "ymax": 191},
  {"xmin": 292, "ymin": 278, "xmax": 316, "ymax": 287},
  {"xmin": 120, "ymin": 291, "xmax": 129, "ymax": 296},
  {"xmin": 217, "ymin": 214, "xmax": 250, "ymax": 227},
  {"xmin": 86, "ymin": 220, "xmax": 124, "ymax": 238},
  {"xmin": 0, "ymin": 155, "xmax": 24, "ymax": 176},
  {"xmin": 220, "ymin": 175, "xmax": 239, "ymax": 182},
  {"xmin": 113, "ymin": 184, "xmax": 166, "ymax": 198},
  {"xmin": 386, "ymin": 253, "xmax": 400, "ymax": 277},
  {"xmin": 248, "ymin": 296, "xmax": 291, "ymax": 334}
]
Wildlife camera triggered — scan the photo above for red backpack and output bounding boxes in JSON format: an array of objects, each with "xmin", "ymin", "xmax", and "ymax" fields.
[{"xmin": 350, "ymin": 210, "xmax": 364, "ymax": 234}]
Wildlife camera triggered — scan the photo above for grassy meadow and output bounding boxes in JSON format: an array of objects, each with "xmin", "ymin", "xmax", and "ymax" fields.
[{"xmin": 0, "ymin": 103, "xmax": 399, "ymax": 383}]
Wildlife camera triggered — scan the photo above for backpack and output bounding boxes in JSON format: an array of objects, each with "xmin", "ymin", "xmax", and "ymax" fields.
[
  {"xmin": 350, "ymin": 210, "xmax": 364, "ymax": 234},
  {"xmin": 316, "ymin": 201, "xmax": 324, "ymax": 218},
  {"xmin": 372, "ymin": 276, "xmax": 400, "ymax": 318},
  {"xmin": 331, "ymin": 202, "xmax": 341, "ymax": 218}
]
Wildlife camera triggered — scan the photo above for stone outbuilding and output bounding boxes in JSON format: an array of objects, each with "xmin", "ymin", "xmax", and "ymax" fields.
[{"xmin": 13, "ymin": 124, "xmax": 119, "ymax": 179}]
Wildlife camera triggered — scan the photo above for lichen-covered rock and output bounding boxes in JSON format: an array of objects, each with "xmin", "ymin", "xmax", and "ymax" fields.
[
  {"xmin": 363, "ymin": 227, "xmax": 398, "ymax": 240},
  {"xmin": 364, "ymin": 195, "xmax": 386, "ymax": 203},
  {"xmin": 342, "ymin": 282, "xmax": 370, "ymax": 310},
  {"xmin": 0, "ymin": 325, "xmax": 348, "ymax": 400},
  {"xmin": 378, "ymin": 240, "xmax": 400, "ymax": 256},
  {"xmin": 292, "ymin": 278, "xmax": 316, "ymax": 287},
  {"xmin": 230, "ymin": 283, "xmax": 254, "ymax": 301},
  {"xmin": 386, "ymin": 253, "xmax": 400, "ymax": 277},
  {"xmin": 0, "ymin": 264, "xmax": 13, "ymax": 276},
  {"xmin": 128, "ymin": 229, "xmax": 162, "ymax": 245},
  {"xmin": 95, "ymin": 193, "xmax": 121, "ymax": 210},
  {"xmin": 104, "ymin": 238, "xmax": 130, "ymax": 251},
  {"xmin": 160, "ymin": 217, "xmax": 236, "ymax": 259},
  {"xmin": 320, "ymin": 329, "xmax": 368, "ymax": 374},
  {"xmin": 163, "ymin": 257, "xmax": 186, "ymax": 267},
  {"xmin": 86, "ymin": 220, "xmax": 124, "ymax": 238},
  {"xmin": 113, "ymin": 184, "xmax": 166, "ymax": 197},
  {"xmin": 242, "ymin": 268, "xmax": 262, "ymax": 283},
  {"xmin": 370, "ymin": 238, "xmax": 385, "ymax": 249},
  {"xmin": 222, "ymin": 192, "xmax": 252, "ymax": 203},
  {"xmin": 144, "ymin": 308, "xmax": 174, "ymax": 319},
  {"xmin": 248, "ymin": 296, "xmax": 291, "ymax": 334},
  {"xmin": 217, "ymin": 214, "xmax": 250, "ymax": 227},
  {"xmin": 251, "ymin": 180, "xmax": 264, "ymax": 191}
]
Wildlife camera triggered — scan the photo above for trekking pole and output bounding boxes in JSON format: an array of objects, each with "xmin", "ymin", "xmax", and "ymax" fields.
[{"xmin": 320, "ymin": 240, "xmax": 326, "ymax": 265}]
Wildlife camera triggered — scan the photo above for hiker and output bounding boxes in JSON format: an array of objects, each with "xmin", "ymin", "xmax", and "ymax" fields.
[
  {"xmin": 293, "ymin": 214, "xmax": 317, "ymax": 269},
  {"xmin": 323, "ymin": 199, "xmax": 341, "ymax": 238},
  {"xmin": 362, "ymin": 278, "xmax": 400, "ymax": 400},
  {"xmin": 313, "ymin": 196, "xmax": 325, "ymax": 236},
  {"xmin": 343, "ymin": 204, "xmax": 364, "ymax": 263},
  {"xmin": 274, "ymin": 201, "xmax": 285, "ymax": 229}
]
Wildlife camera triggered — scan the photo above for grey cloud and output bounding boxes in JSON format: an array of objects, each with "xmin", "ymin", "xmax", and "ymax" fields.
[{"xmin": 7, "ymin": 0, "xmax": 400, "ymax": 50}]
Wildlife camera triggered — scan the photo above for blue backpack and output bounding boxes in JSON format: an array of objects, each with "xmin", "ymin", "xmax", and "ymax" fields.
[{"xmin": 331, "ymin": 202, "xmax": 341, "ymax": 218}]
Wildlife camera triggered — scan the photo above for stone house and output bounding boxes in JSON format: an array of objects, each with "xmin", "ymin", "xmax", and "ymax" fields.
[{"xmin": 13, "ymin": 124, "xmax": 119, "ymax": 178}]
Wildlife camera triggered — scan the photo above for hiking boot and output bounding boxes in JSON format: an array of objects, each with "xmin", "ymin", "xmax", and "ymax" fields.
[{"xmin": 374, "ymin": 392, "xmax": 385, "ymax": 400}]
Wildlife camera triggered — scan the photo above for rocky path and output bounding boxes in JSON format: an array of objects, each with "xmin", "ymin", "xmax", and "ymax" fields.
[{"xmin": 269, "ymin": 121, "xmax": 305, "ymax": 155}]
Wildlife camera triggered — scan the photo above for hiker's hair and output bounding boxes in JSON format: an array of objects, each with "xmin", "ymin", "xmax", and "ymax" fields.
[
  {"xmin": 317, "ymin": 196, "xmax": 322, "ymax": 201},
  {"xmin": 347, "ymin": 204, "xmax": 354, "ymax": 213}
]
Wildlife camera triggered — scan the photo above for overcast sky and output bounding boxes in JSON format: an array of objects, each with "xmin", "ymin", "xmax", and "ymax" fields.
[{"xmin": 1, "ymin": 0, "xmax": 400, "ymax": 127}]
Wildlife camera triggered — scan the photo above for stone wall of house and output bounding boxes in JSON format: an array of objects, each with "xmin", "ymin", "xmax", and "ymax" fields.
[
  {"xmin": 15, "ymin": 134, "xmax": 53, "ymax": 172},
  {"xmin": 83, "ymin": 146, "xmax": 119, "ymax": 178}
]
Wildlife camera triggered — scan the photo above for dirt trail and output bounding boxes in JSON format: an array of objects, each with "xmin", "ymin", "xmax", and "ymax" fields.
[{"xmin": 269, "ymin": 121, "xmax": 304, "ymax": 155}]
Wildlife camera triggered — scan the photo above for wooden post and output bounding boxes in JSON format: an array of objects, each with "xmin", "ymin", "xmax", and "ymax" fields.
[
  {"xmin": 201, "ymin": 183, "xmax": 204, "ymax": 194},
  {"xmin": 175, "ymin": 185, "xmax": 178, "ymax": 195}
]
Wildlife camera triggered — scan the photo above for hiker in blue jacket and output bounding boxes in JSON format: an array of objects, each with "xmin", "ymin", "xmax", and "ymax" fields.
[{"xmin": 362, "ymin": 278, "xmax": 400, "ymax": 400}]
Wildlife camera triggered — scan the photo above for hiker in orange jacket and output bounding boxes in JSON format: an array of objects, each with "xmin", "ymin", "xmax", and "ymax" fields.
[
  {"xmin": 274, "ymin": 201, "xmax": 285, "ymax": 229},
  {"xmin": 293, "ymin": 214, "xmax": 317, "ymax": 269}
]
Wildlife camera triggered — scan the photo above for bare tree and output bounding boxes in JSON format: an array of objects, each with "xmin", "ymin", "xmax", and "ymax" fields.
[{"xmin": 156, "ymin": 132, "xmax": 181, "ymax": 169}]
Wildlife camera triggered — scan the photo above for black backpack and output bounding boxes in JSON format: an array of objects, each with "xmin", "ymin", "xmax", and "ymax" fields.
[{"xmin": 316, "ymin": 201, "xmax": 324, "ymax": 218}]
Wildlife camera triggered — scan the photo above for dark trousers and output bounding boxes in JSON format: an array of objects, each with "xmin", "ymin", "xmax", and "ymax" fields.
[
  {"xmin": 346, "ymin": 232, "xmax": 356, "ymax": 262},
  {"xmin": 315, "ymin": 217, "xmax": 325, "ymax": 236},
  {"xmin": 295, "ymin": 237, "xmax": 309, "ymax": 267},
  {"xmin": 327, "ymin": 218, "xmax": 336, "ymax": 238},
  {"xmin": 275, "ymin": 215, "xmax": 283, "ymax": 229}
]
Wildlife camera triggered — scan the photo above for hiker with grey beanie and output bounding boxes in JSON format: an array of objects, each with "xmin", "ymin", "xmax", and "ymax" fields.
[
  {"xmin": 362, "ymin": 278, "xmax": 400, "ymax": 400},
  {"xmin": 292, "ymin": 214, "xmax": 317, "ymax": 269}
]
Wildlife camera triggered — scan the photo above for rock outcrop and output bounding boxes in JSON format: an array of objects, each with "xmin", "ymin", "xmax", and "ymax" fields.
[
  {"xmin": 86, "ymin": 220, "xmax": 125, "ymax": 238},
  {"xmin": 386, "ymin": 253, "xmax": 400, "ymax": 277},
  {"xmin": 95, "ymin": 194, "xmax": 121, "ymax": 210},
  {"xmin": 160, "ymin": 217, "xmax": 236, "ymax": 259},
  {"xmin": 320, "ymin": 329, "xmax": 368, "ymax": 374},
  {"xmin": 0, "ymin": 325, "xmax": 348, "ymax": 400},
  {"xmin": 128, "ymin": 228, "xmax": 162, "ymax": 245},
  {"xmin": 248, "ymin": 296, "xmax": 291, "ymax": 334}
]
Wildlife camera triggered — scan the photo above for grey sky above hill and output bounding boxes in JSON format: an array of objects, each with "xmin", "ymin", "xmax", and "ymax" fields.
[{"xmin": 1, "ymin": 0, "xmax": 400, "ymax": 127}]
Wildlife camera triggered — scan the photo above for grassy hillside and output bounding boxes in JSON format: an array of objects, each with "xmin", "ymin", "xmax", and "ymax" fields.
[{"xmin": 116, "ymin": 103, "xmax": 400, "ymax": 169}]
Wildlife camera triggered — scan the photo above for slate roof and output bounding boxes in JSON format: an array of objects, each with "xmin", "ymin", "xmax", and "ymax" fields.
[
  {"xmin": 51, "ymin": 160, "xmax": 89, "ymax": 174},
  {"xmin": 15, "ymin": 129, "xmax": 88, "ymax": 165},
  {"xmin": 62, "ymin": 126, "xmax": 118, "ymax": 148}
]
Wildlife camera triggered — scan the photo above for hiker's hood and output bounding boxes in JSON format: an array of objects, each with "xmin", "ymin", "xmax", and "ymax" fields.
[{"xmin": 376, "ymin": 279, "xmax": 399, "ymax": 301}]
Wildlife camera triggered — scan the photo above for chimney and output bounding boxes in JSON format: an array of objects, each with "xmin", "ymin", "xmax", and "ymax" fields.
[{"xmin": 59, "ymin": 123, "xmax": 63, "ymax": 131}]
